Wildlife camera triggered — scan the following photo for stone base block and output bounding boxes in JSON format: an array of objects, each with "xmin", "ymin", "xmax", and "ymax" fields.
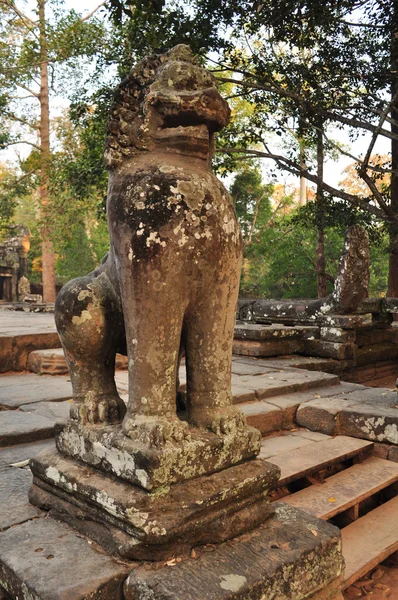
[
  {"xmin": 124, "ymin": 503, "xmax": 344, "ymax": 600},
  {"xmin": 55, "ymin": 421, "xmax": 261, "ymax": 490},
  {"xmin": 30, "ymin": 449, "xmax": 280, "ymax": 561}
]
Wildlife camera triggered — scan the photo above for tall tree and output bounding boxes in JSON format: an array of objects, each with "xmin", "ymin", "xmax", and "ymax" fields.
[
  {"xmin": 0, "ymin": 0, "xmax": 105, "ymax": 300},
  {"xmin": 107, "ymin": 0, "xmax": 397, "ymax": 293}
]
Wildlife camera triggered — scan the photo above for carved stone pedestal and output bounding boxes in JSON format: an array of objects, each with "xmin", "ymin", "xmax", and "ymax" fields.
[
  {"xmin": 54, "ymin": 420, "xmax": 262, "ymax": 490},
  {"xmin": 29, "ymin": 445, "xmax": 279, "ymax": 561}
]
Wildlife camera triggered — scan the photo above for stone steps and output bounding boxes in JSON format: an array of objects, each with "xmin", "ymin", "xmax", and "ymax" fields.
[{"xmin": 27, "ymin": 348, "xmax": 128, "ymax": 375}]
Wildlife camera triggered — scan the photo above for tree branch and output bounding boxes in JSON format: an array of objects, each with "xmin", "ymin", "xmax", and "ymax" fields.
[
  {"xmin": 16, "ymin": 83, "xmax": 39, "ymax": 99},
  {"xmin": 217, "ymin": 146, "xmax": 388, "ymax": 220},
  {"xmin": 4, "ymin": 140, "xmax": 41, "ymax": 150},
  {"xmin": 80, "ymin": 2, "xmax": 105, "ymax": 22}
]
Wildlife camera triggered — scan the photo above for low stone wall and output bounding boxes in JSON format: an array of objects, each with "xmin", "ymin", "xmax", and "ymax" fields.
[{"xmin": 235, "ymin": 297, "xmax": 398, "ymax": 384}]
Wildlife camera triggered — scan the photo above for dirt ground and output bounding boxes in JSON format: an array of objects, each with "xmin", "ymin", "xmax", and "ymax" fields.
[{"xmin": 344, "ymin": 562, "xmax": 398, "ymax": 599}]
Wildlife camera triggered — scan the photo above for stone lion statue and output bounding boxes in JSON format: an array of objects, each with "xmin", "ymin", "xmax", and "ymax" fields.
[{"xmin": 55, "ymin": 45, "xmax": 245, "ymax": 446}]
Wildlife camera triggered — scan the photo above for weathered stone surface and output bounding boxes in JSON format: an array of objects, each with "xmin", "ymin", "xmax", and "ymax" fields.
[
  {"xmin": 252, "ymin": 370, "xmax": 339, "ymax": 400},
  {"xmin": 0, "ymin": 411, "xmax": 54, "ymax": 446},
  {"xmin": 30, "ymin": 450, "xmax": 279, "ymax": 560},
  {"xmin": 296, "ymin": 386, "xmax": 398, "ymax": 442},
  {"xmin": 355, "ymin": 327, "xmax": 390, "ymax": 347},
  {"xmin": 0, "ymin": 464, "xmax": 42, "ymax": 531},
  {"xmin": 382, "ymin": 297, "xmax": 398, "ymax": 313},
  {"xmin": 338, "ymin": 404, "xmax": 398, "ymax": 444},
  {"xmin": 0, "ymin": 332, "xmax": 61, "ymax": 373},
  {"xmin": 320, "ymin": 314, "xmax": 372, "ymax": 329},
  {"xmin": 303, "ymin": 339, "xmax": 356, "ymax": 360},
  {"xmin": 27, "ymin": 348, "xmax": 69, "ymax": 374},
  {"xmin": 27, "ymin": 348, "xmax": 128, "ymax": 375},
  {"xmin": 296, "ymin": 397, "xmax": 357, "ymax": 436},
  {"xmin": 233, "ymin": 338, "xmax": 304, "ymax": 357},
  {"xmin": 331, "ymin": 225, "xmax": 370, "ymax": 313},
  {"xmin": 252, "ymin": 299, "xmax": 313, "ymax": 324},
  {"xmin": 20, "ymin": 400, "xmax": 71, "ymax": 424},
  {"xmin": 231, "ymin": 385, "xmax": 257, "ymax": 404},
  {"xmin": 0, "ymin": 518, "xmax": 129, "ymax": 599},
  {"xmin": 234, "ymin": 323, "xmax": 305, "ymax": 341},
  {"xmin": 356, "ymin": 342, "xmax": 398, "ymax": 366},
  {"xmin": 0, "ymin": 373, "xmax": 72, "ymax": 409},
  {"xmin": 239, "ymin": 401, "xmax": 283, "ymax": 434},
  {"xmin": 124, "ymin": 503, "xmax": 343, "ymax": 600},
  {"xmin": 0, "ymin": 439, "xmax": 54, "ymax": 467},
  {"xmin": 56, "ymin": 421, "xmax": 261, "ymax": 490},
  {"xmin": 265, "ymin": 383, "xmax": 363, "ymax": 429},
  {"xmin": 319, "ymin": 327, "xmax": 356, "ymax": 343}
]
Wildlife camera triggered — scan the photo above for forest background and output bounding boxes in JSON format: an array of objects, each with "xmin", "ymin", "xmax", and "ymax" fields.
[{"xmin": 0, "ymin": 0, "xmax": 395, "ymax": 301}]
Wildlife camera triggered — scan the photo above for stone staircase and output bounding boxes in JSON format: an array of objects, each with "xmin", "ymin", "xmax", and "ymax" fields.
[{"xmin": 3, "ymin": 350, "xmax": 398, "ymax": 592}]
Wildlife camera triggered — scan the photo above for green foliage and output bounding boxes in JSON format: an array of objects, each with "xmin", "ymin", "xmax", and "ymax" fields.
[
  {"xmin": 230, "ymin": 166, "xmax": 273, "ymax": 241},
  {"xmin": 241, "ymin": 205, "xmax": 389, "ymax": 299},
  {"xmin": 55, "ymin": 218, "xmax": 109, "ymax": 283}
]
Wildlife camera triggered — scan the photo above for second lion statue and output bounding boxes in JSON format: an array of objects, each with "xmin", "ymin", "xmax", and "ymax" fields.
[{"xmin": 55, "ymin": 44, "xmax": 245, "ymax": 446}]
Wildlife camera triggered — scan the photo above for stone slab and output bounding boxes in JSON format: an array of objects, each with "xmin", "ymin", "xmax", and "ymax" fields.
[
  {"xmin": 0, "ymin": 464, "xmax": 43, "ymax": 531},
  {"xmin": 251, "ymin": 370, "xmax": 340, "ymax": 400},
  {"xmin": 30, "ymin": 450, "xmax": 279, "ymax": 561},
  {"xmin": 0, "ymin": 332, "xmax": 61, "ymax": 373},
  {"xmin": 20, "ymin": 400, "xmax": 71, "ymax": 424},
  {"xmin": 56, "ymin": 420, "xmax": 262, "ymax": 490},
  {"xmin": 0, "ymin": 518, "xmax": 129, "ymax": 599},
  {"xmin": 124, "ymin": 503, "xmax": 344, "ymax": 600},
  {"xmin": 296, "ymin": 397, "xmax": 358, "ymax": 436},
  {"xmin": 356, "ymin": 342, "xmax": 398, "ymax": 366},
  {"xmin": 239, "ymin": 401, "xmax": 283, "ymax": 434},
  {"xmin": 234, "ymin": 323, "xmax": 306, "ymax": 341},
  {"xmin": 319, "ymin": 327, "xmax": 356, "ymax": 343},
  {"xmin": 0, "ymin": 373, "xmax": 72, "ymax": 408},
  {"xmin": 231, "ymin": 385, "xmax": 257, "ymax": 403},
  {"xmin": 27, "ymin": 348, "xmax": 128, "ymax": 375},
  {"xmin": 233, "ymin": 338, "xmax": 303, "ymax": 357},
  {"xmin": 0, "ymin": 439, "xmax": 54, "ymax": 467},
  {"xmin": 264, "ymin": 383, "xmax": 363, "ymax": 428},
  {"xmin": 303, "ymin": 339, "xmax": 356, "ymax": 360},
  {"xmin": 296, "ymin": 387, "xmax": 398, "ymax": 442},
  {"xmin": 0, "ymin": 411, "xmax": 55, "ymax": 446},
  {"xmin": 320, "ymin": 314, "xmax": 372, "ymax": 329}
]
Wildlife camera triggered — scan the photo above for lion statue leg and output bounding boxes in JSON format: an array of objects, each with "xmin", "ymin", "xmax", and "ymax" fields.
[
  {"xmin": 55, "ymin": 264, "xmax": 126, "ymax": 425},
  {"xmin": 183, "ymin": 251, "xmax": 245, "ymax": 435},
  {"xmin": 112, "ymin": 244, "xmax": 190, "ymax": 446}
]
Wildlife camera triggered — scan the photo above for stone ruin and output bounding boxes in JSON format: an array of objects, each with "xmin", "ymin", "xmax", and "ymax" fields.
[
  {"xmin": 27, "ymin": 46, "xmax": 344, "ymax": 599},
  {"xmin": 0, "ymin": 226, "xmax": 31, "ymax": 303},
  {"xmin": 235, "ymin": 225, "xmax": 398, "ymax": 385}
]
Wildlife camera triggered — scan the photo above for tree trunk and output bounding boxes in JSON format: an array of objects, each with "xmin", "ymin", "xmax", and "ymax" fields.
[
  {"xmin": 388, "ymin": 11, "xmax": 398, "ymax": 296},
  {"xmin": 299, "ymin": 144, "xmax": 307, "ymax": 206},
  {"xmin": 316, "ymin": 121, "xmax": 327, "ymax": 298},
  {"xmin": 39, "ymin": 0, "xmax": 56, "ymax": 303}
]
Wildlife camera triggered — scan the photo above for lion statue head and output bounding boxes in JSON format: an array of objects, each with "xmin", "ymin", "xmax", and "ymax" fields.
[{"xmin": 104, "ymin": 45, "xmax": 230, "ymax": 169}]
